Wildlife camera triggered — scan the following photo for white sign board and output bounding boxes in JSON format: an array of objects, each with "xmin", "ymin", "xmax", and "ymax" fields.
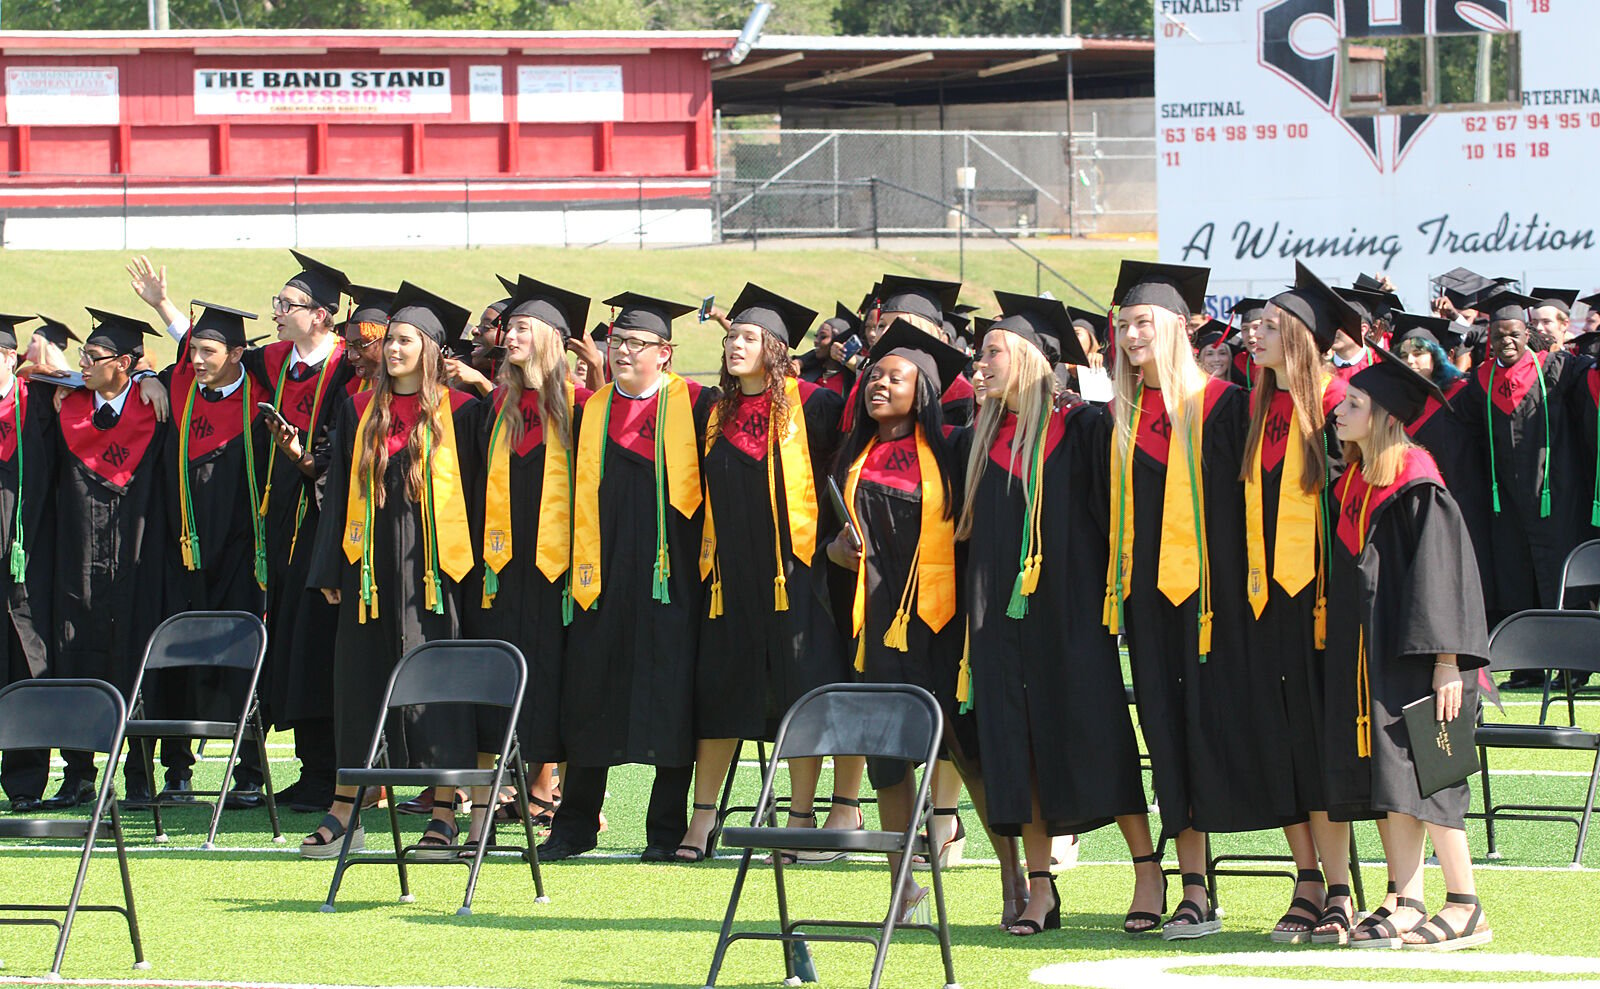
[
  {"xmin": 1156, "ymin": 2, "xmax": 1599, "ymax": 315},
  {"xmin": 5, "ymin": 67, "xmax": 119, "ymax": 125},
  {"xmin": 469, "ymin": 65, "xmax": 504, "ymax": 123},
  {"xmin": 517, "ymin": 65, "xmax": 624, "ymax": 122},
  {"xmin": 193, "ymin": 68, "xmax": 452, "ymax": 116}
]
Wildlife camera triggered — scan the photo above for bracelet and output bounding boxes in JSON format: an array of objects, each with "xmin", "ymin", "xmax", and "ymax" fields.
[{"xmin": 1434, "ymin": 662, "xmax": 1458, "ymax": 670}]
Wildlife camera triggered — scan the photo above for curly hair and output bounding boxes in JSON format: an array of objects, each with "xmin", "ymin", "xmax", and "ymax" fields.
[{"xmin": 714, "ymin": 328, "xmax": 794, "ymax": 445}]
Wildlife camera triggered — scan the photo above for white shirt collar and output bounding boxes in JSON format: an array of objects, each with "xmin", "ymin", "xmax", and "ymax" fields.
[
  {"xmin": 94, "ymin": 381, "xmax": 133, "ymax": 414},
  {"xmin": 0, "ymin": 377, "xmax": 14, "ymax": 401},
  {"xmin": 203, "ymin": 368, "xmax": 246, "ymax": 399},
  {"xmin": 1331, "ymin": 346, "xmax": 1368, "ymax": 368},
  {"xmin": 614, "ymin": 376, "xmax": 664, "ymax": 400},
  {"xmin": 293, "ymin": 334, "xmax": 337, "ymax": 369}
]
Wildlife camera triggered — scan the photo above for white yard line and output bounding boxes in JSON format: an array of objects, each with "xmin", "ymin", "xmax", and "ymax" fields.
[{"xmin": 1031, "ymin": 949, "xmax": 1600, "ymax": 988}]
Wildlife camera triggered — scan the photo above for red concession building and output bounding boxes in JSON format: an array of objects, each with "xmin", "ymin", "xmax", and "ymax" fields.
[{"xmin": 0, "ymin": 30, "xmax": 735, "ymax": 249}]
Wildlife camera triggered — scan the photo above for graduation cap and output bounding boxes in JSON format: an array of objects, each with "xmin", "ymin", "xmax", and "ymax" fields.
[
  {"xmin": 1228, "ymin": 298, "xmax": 1268, "ymax": 323},
  {"xmin": 33, "ymin": 314, "xmax": 79, "ymax": 349},
  {"xmin": 1530, "ymin": 287, "xmax": 1578, "ymax": 315},
  {"xmin": 1389, "ymin": 310, "xmax": 1463, "ymax": 354},
  {"xmin": 1569, "ymin": 330, "xmax": 1600, "ymax": 359},
  {"xmin": 1337, "ymin": 285, "xmax": 1402, "ymax": 322},
  {"xmin": 348, "ymin": 285, "xmax": 398, "ymax": 326},
  {"xmin": 877, "ymin": 274, "xmax": 962, "ymax": 326},
  {"xmin": 603, "ymin": 291, "xmax": 695, "ymax": 341},
  {"xmin": 857, "ymin": 283, "xmax": 883, "ymax": 318},
  {"xmin": 1476, "ymin": 290, "xmax": 1538, "ymax": 325},
  {"xmin": 188, "ymin": 300, "xmax": 259, "ymax": 349},
  {"xmin": 1111, "ymin": 260, "xmax": 1209, "ymax": 319},
  {"xmin": 83, "ymin": 307, "xmax": 159, "ymax": 358},
  {"xmin": 1349, "ymin": 344, "xmax": 1447, "ymax": 425},
  {"xmin": 1066, "ymin": 305, "xmax": 1109, "ymax": 348},
  {"xmin": 1267, "ymin": 262, "xmax": 1363, "ymax": 351},
  {"xmin": 870, "ymin": 318, "xmax": 970, "ymax": 396},
  {"xmin": 942, "ymin": 311, "xmax": 971, "ymax": 347},
  {"xmin": 589, "ymin": 321, "xmax": 610, "ymax": 344},
  {"xmin": 952, "ymin": 303, "xmax": 981, "ymax": 315},
  {"xmin": 993, "ymin": 290, "xmax": 1090, "ymax": 366},
  {"xmin": 0, "ymin": 314, "xmax": 33, "ymax": 351},
  {"xmin": 1192, "ymin": 319, "xmax": 1233, "ymax": 351},
  {"xmin": 728, "ymin": 283, "xmax": 817, "ymax": 350},
  {"xmin": 495, "ymin": 274, "xmax": 518, "ymax": 298},
  {"xmin": 284, "ymin": 250, "xmax": 349, "ymax": 312},
  {"xmin": 1433, "ymin": 266, "xmax": 1484, "ymax": 291},
  {"xmin": 506, "ymin": 276, "xmax": 590, "ymax": 339},
  {"xmin": 820, "ymin": 302, "xmax": 862, "ymax": 343},
  {"xmin": 389, "ymin": 281, "xmax": 471, "ymax": 347},
  {"xmin": 1579, "ymin": 291, "xmax": 1600, "ymax": 312}
]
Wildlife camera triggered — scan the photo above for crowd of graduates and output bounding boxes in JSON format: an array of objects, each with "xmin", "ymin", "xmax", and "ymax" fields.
[{"xmin": 8, "ymin": 250, "xmax": 1589, "ymax": 954}]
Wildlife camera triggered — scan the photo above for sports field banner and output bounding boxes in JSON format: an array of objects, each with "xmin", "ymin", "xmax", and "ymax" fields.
[
  {"xmin": 5, "ymin": 67, "xmax": 119, "ymax": 125},
  {"xmin": 1156, "ymin": 1, "xmax": 1600, "ymax": 313},
  {"xmin": 193, "ymin": 68, "xmax": 452, "ymax": 116}
]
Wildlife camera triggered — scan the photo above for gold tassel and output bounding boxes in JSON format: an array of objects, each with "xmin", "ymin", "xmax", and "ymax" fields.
[
  {"xmin": 853, "ymin": 632, "xmax": 866, "ymax": 673},
  {"xmin": 1198, "ymin": 610, "xmax": 1213, "ymax": 657},
  {"xmin": 180, "ymin": 534, "xmax": 194, "ymax": 571},
  {"xmin": 1356, "ymin": 715, "xmax": 1371, "ymax": 758},
  {"xmin": 1021, "ymin": 553, "xmax": 1042, "ymax": 596},
  {"xmin": 1313, "ymin": 596, "xmax": 1327, "ymax": 651},
  {"xmin": 956, "ymin": 619, "xmax": 972, "ymax": 712},
  {"xmin": 883, "ymin": 608, "xmax": 911, "ymax": 652},
  {"xmin": 424, "ymin": 570, "xmax": 438, "ymax": 612},
  {"xmin": 370, "ymin": 587, "xmax": 378, "ymax": 621},
  {"xmin": 773, "ymin": 573, "xmax": 789, "ymax": 612},
  {"xmin": 708, "ymin": 578, "xmax": 724, "ymax": 619}
]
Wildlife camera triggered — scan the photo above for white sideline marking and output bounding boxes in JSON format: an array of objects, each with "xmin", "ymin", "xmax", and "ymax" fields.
[
  {"xmin": 0, "ymin": 980, "xmax": 520, "ymax": 989},
  {"xmin": 1030, "ymin": 950, "xmax": 1600, "ymax": 988}
]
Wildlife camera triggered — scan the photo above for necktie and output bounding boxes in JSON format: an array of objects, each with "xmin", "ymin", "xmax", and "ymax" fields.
[
  {"xmin": 200, "ymin": 387, "xmax": 224, "ymax": 403},
  {"xmin": 93, "ymin": 403, "xmax": 119, "ymax": 431},
  {"xmin": 289, "ymin": 361, "xmax": 312, "ymax": 382}
]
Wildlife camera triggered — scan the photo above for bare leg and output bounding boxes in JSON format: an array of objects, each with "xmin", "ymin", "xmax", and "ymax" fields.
[
  {"xmin": 821, "ymin": 755, "xmax": 866, "ymax": 829},
  {"xmin": 1272, "ymin": 821, "xmax": 1325, "ymax": 935},
  {"xmin": 1007, "ymin": 785, "xmax": 1057, "ymax": 934},
  {"xmin": 1402, "ymin": 823, "xmax": 1486, "ymax": 944},
  {"xmin": 874, "ymin": 775, "xmax": 926, "ymax": 915},
  {"xmin": 941, "ymin": 724, "xmax": 1026, "ymax": 926},
  {"xmin": 1163, "ymin": 828, "xmax": 1211, "ymax": 928},
  {"xmin": 1309, "ymin": 812, "xmax": 1353, "ymax": 937},
  {"xmin": 464, "ymin": 753, "xmax": 497, "ymax": 843},
  {"xmin": 678, "ymin": 737, "xmax": 738, "ymax": 859},
  {"xmin": 1117, "ymin": 813, "xmax": 1163, "ymax": 931},
  {"xmin": 1377, "ymin": 812, "xmax": 1429, "ymax": 935},
  {"xmin": 787, "ymin": 756, "xmax": 821, "ymax": 822}
]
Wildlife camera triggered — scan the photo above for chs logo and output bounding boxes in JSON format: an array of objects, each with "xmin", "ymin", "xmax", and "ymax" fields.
[{"xmin": 1260, "ymin": 0, "xmax": 1512, "ymax": 172}]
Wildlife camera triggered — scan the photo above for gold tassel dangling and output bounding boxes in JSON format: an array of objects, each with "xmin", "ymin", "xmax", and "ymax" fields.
[
  {"xmin": 708, "ymin": 578, "xmax": 724, "ymax": 619},
  {"xmin": 1313, "ymin": 597, "xmax": 1328, "ymax": 650},
  {"xmin": 882, "ymin": 608, "xmax": 911, "ymax": 652},
  {"xmin": 1021, "ymin": 553, "xmax": 1043, "ymax": 596},
  {"xmin": 773, "ymin": 573, "xmax": 789, "ymax": 612},
  {"xmin": 853, "ymin": 633, "xmax": 866, "ymax": 673},
  {"xmin": 1198, "ymin": 610, "xmax": 1213, "ymax": 657}
]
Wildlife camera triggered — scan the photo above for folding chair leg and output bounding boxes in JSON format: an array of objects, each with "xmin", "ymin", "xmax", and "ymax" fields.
[
  {"xmin": 511, "ymin": 754, "xmax": 548, "ymax": 902},
  {"xmin": 772, "ymin": 840, "xmax": 798, "ymax": 983},
  {"xmin": 1204, "ymin": 833, "xmax": 1218, "ymax": 911},
  {"xmin": 387, "ymin": 789, "xmax": 412, "ymax": 902},
  {"xmin": 1576, "ymin": 751, "xmax": 1600, "ymax": 867},
  {"xmin": 256, "ymin": 717, "xmax": 284, "ymax": 843},
  {"xmin": 52, "ymin": 792, "xmax": 109, "ymax": 976},
  {"xmin": 702, "ymin": 849, "xmax": 756, "ymax": 989},
  {"xmin": 714, "ymin": 739, "xmax": 743, "ymax": 836},
  {"xmin": 323, "ymin": 786, "xmax": 369, "ymax": 912},
  {"xmin": 461, "ymin": 763, "xmax": 510, "ymax": 917},
  {"xmin": 1569, "ymin": 674, "xmax": 1580, "ymax": 729},
  {"xmin": 1347, "ymin": 828, "xmax": 1367, "ymax": 913},
  {"xmin": 1479, "ymin": 745, "xmax": 1498, "ymax": 858},
  {"xmin": 110, "ymin": 803, "xmax": 148, "ymax": 969},
  {"xmin": 873, "ymin": 819, "xmax": 921, "ymax": 989},
  {"xmin": 206, "ymin": 726, "xmax": 249, "ymax": 850}
]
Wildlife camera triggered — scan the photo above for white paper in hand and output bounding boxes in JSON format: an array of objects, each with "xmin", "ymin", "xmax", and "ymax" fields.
[{"xmin": 1076, "ymin": 366, "xmax": 1114, "ymax": 403}]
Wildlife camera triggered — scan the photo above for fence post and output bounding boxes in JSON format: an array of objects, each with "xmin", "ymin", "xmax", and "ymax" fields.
[
  {"xmin": 292, "ymin": 176, "xmax": 300, "ymax": 248},
  {"xmin": 869, "ymin": 177, "xmax": 880, "ymax": 250},
  {"xmin": 463, "ymin": 176, "xmax": 471, "ymax": 250},
  {"xmin": 638, "ymin": 180, "xmax": 645, "ymax": 250},
  {"xmin": 122, "ymin": 173, "xmax": 129, "ymax": 251}
]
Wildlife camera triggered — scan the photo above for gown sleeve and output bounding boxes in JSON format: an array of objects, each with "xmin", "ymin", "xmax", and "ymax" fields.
[
  {"xmin": 306, "ymin": 398, "xmax": 357, "ymax": 592},
  {"xmin": 1388, "ymin": 482, "xmax": 1491, "ymax": 671}
]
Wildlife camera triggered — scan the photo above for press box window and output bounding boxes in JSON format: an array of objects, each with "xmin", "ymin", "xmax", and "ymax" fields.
[{"xmin": 1341, "ymin": 32, "xmax": 1520, "ymax": 116}]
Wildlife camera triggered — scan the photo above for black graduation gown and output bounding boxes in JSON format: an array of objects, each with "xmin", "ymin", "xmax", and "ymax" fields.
[
  {"xmin": 1324, "ymin": 450, "xmax": 1489, "ymax": 828},
  {"xmin": 1457, "ymin": 348, "xmax": 1590, "ymax": 615},
  {"xmin": 0, "ymin": 379, "xmax": 56, "ymax": 689},
  {"xmin": 1405, "ymin": 377, "xmax": 1494, "ymax": 617},
  {"xmin": 968, "ymin": 405, "xmax": 1146, "ymax": 835},
  {"xmin": 797, "ymin": 354, "xmax": 854, "ymax": 401},
  {"xmin": 695, "ymin": 383, "xmax": 845, "ymax": 741},
  {"xmin": 306, "ymin": 388, "xmax": 481, "ymax": 769},
  {"xmin": 459, "ymin": 386, "xmax": 588, "ymax": 764},
  {"xmin": 1570, "ymin": 361, "xmax": 1600, "ymax": 547},
  {"xmin": 850, "ymin": 428, "xmax": 975, "ymax": 788},
  {"xmin": 246, "ymin": 340, "xmax": 356, "ymax": 728},
  {"xmin": 1118, "ymin": 378, "xmax": 1300, "ymax": 840},
  {"xmin": 51, "ymin": 386, "xmax": 169, "ymax": 699},
  {"xmin": 561, "ymin": 378, "xmax": 717, "ymax": 769}
]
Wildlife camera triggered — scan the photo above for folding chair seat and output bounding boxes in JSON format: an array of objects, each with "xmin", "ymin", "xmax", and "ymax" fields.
[
  {"xmin": 0, "ymin": 679, "xmax": 147, "ymax": 977},
  {"xmin": 704, "ymin": 683, "xmax": 958, "ymax": 989},
  {"xmin": 322, "ymin": 639, "xmax": 547, "ymax": 916}
]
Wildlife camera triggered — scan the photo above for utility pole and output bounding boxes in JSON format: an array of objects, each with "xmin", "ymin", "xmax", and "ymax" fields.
[
  {"xmin": 150, "ymin": 0, "xmax": 170, "ymax": 30},
  {"xmin": 1061, "ymin": 0, "xmax": 1072, "ymax": 36}
]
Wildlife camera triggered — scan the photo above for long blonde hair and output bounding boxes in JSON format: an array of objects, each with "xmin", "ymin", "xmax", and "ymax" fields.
[
  {"xmin": 956, "ymin": 329, "xmax": 1053, "ymax": 540},
  {"xmin": 1112, "ymin": 305, "xmax": 1212, "ymax": 468},
  {"xmin": 1240, "ymin": 305, "xmax": 1327, "ymax": 495},
  {"xmin": 1342, "ymin": 402, "xmax": 1417, "ymax": 488},
  {"xmin": 357, "ymin": 331, "xmax": 447, "ymax": 508},
  {"xmin": 498, "ymin": 315, "xmax": 574, "ymax": 452}
]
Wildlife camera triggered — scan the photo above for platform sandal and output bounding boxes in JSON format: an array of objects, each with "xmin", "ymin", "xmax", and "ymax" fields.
[
  {"xmin": 1309, "ymin": 882, "xmax": 1355, "ymax": 945},
  {"xmin": 299, "ymin": 793, "xmax": 363, "ymax": 860},
  {"xmin": 1161, "ymin": 872, "xmax": 1221, "ymax": 940},
  {"xmin": 1270, "ymin": 868, "xmax": 1327, "ymax": 944},
  {"xmin": 1402, "ymin": 893, "xmax": 1492, "ymax": 951},
  {"xmin": 1350, "ymin": 893, "xmax": 1426, "ymax": 949},
  {"xmin": 1124, "ymin": 852, "xmax": 1167, "ymax": 934},
  {"xmin": 795, "ymin": 795, "xmax": 859, "ymax": 864}
]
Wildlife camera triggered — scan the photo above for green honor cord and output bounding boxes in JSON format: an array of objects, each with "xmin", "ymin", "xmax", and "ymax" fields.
[
  {"xmin": 8, "ymin": 385, "xmax": 23, "ymax": 583},
  {"xmin": 563, "ymin": 443, "xmax": 576, "ymax": 626},
  {"xmin": 482, "ymin": 411, "xmax": 507, "ymax": 601},
  {"xmin": 651, "ymin": 385, "xmax": 672, "ymax": 604},
  {"xmin": 178, "ymin": 382, "xmax": 204, "ymax": 570},
  {"xmin": 1184, "ymin": 414, "xmax": 1209, "ymax": 663},
  {"xmin": 241, "ymin": 375, "xmax": 268, "ymax": 589},
  {"xmin": 1486, "ymin": 359, "xmax": 1553, "ymax": 519}
]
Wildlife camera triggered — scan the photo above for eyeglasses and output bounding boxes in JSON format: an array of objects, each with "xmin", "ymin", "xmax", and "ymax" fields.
[
  {"xmin": 606, "ymin": 335, "xmax": 667, "ymax": 354},
  {"xmin": 78, "ymin": 350, "xmax": 119, "ymax": 367},
  {"xmin": 270, "ymin": 296, "xmax": 317, "ymax": 315}
]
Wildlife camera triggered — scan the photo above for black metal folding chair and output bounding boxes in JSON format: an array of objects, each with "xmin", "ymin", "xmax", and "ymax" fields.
[
  {"xmin": 703, "ymin": 683, "xmax": 957, "ymax": 989},
  {"xmin": 322, "ymin": 639, "xmax": 546, "ymax": 916},
  {"xmin": 120, "ymin": 611, "xmax": 280, "ymax": 848},
  {"xmin": 1545, "ymin": 540, "xmax": 1600, "ymax": 725},
  {"xmin": 0, "ymin": 679, "xmax": 147, "ymax": 977},
  {"xmin": 1473, "ymin": 610, "xmax": 1600, "ymax": 866}
]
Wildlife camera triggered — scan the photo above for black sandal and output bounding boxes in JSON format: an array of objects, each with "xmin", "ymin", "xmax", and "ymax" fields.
[
  {"xmin": 299, "ymin": 793, "xmax": 362, "ymax": 860},
  {"xmin": 1309, "ymin": 883, "xmax": 1355, "ymax": 945},
  {"xmin": 796, "ymin": 801, "xmax": 854, "ymax": 864},
  {"xmin": 1124, "ymin": 852, "xmax": 1167, "ymax": 934},
  {"xmin": 767, "ymin": 808, "xmax": 814, "ymax": 865},
  {"xmin": 1403, "ymin": 893, "xmax": 1493, "ymax": 951},
  {"xmin": 1270, "ymin": 868, "xmax": 1326, "ymax": 944},
  {"xmin": 675, "ymin": 802, "xmax": 719, "ymax": 862},
  {"xmin": 1008, "ymin": 871, "xmax": 1061, "ymax": 936},
  {"xmin": 414, "ymin": 816, "xmax": 461, "ymax": 861},
  {"xmin": 1351, "ymin": 894, "xmax": 1426, "ymax": 949},
  {"xmin": 1161, "ymin": 872, "xmax": 1220, "ymax": 940}
]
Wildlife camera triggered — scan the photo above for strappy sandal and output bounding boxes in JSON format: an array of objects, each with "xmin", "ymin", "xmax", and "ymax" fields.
[
  {"xmin": 1124, "ymin": 852, "xmax": 1167, "ymax": 934},
  {"xmin": 1350, "ymin": 895, "xmax": 1426, "ymax": 949},
  {"xmin": 795, "ymin": 796, "xmax": 859, "ymax": 864},
  {"xmin": 1403, "ymin": 893, "xmax": 1493, "ymax": 951},
  {"xmin": 913, "ymin": 808, "xmax": 966, "ymax": 871},
  {"xmin": 766, "ymin": 808, "xmax": 815, "ymax": 865},
  {"xmin": 414, "ymin": 816, "xmax": 462, "ymax": 861},
  {"xmin": 675, "ymin": 802, "xmax": 719, "ymax": 862},
  {"xmin": 1008, "ymin": 871, "xmax": 1061, "ymax": 936},
  {"xmin": 1161, "ymin": 872, "xmax": 1221, "ymax": 940},
  {"xmin": 299, "ymin": 793, "xmax": 363, "ymax": 860},
  {"xmin": 1310, "ymin": 883, "xmax": 1356, "ymax": 945},
  {"xmin": 1270, "ymin": 868, "xmax": 1327, "ymax": 944},
  {"xmin": 897, "ymin": 882, "xmax": 931, "ymax": 925}
]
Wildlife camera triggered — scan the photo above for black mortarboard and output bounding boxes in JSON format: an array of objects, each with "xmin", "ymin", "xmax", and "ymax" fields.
[
  {"xmin": 728, "ymin": 283, "xmax": 817, "ymax": 349},
  {"xmin": 348, "ymin": 284, "xmax": 398, "ymax": 326},
  {"xmin": 1578, "ymin": 291, "xmax": 1600, "ymax": 311},
  {"xmin": 877, "ymin": 274, "xmax": 962, "ymax": 326},
  {"xmin": 496, "ymin": 274, "xmax": 518, "ymax": 298},
  {"xmin": 857, "ymin": 283, "xmax": 883, "ymax": 318},
  {"xmin": 1530, "ymin": 287, "xmax": 1578, "ymax": 315},
  {"xmin": 1389, "ymin": 310, "xmax": 1463, "ymax": 353},
  {"xmin": 1337, "ymin": 285, "xmax": 1402, "ymax": 322},
  {"xmin": 1268, "ymin": 262, "xmax": 1363, "ymax": 351},
  {"xmin": 952, "ymin": 303, "xmax": 981, "ymax": 315},
  {"xmin": 993, "ymin": 290, "xmax": 1090, "ymax": 366},
  {"xmin": 507, "ymin": 276, "xmax": 590, "ymax": 339},
  {"xmin": 589, "ymin": 321, "xmax": 610, "ymax": 344},
  {"xmin": 1477, "ymin": 290, "xmax": 1538, "ymax": 325},
  {"xmin": 1569, "ymin": 330, "xmax": 1600, "ymax": 358},
  {"xmin": 870, "ymin": 318, "xmax": 969, "ymax": 395},
  {"xmin": 1434, "ymin": 266, "xmax": 1485, "ymax": 292},
  {"xmin": 83, "ymin": 307, "xmax": 159, "ymax": 358},
  {"xmin": 34, "ymin": 314, "xmax": 79, "ymax": 349},
  {"xmin": 284, "ymin": 250, "xmax": 349, "ymax": 312},
  {"xmin": 1229, "ymin": 298, "xmax": 1268, "ymax": 323},
  {"xmin": 0, "ymin": 314, "xmax": 32, "ymax": 351},
  {"xmin": 1349, "ymin": 345, "xmax": 1447, "ymax": 425},
  {"xmin": 603, "ymin": 291, "xmax": 695, "ymax": 341},
  {"xmin": 188, "ymin": 300, "xmax": 258, "ymax": 349},
  {"xmin": 821, "ymin": 302, "xmax": 862, "ymax": 342},
  {"xmin": 389, "ymin": 281, "xmax": 471, "ymax": 347},
  {"xmin": 1067, "ymin": 306, "xmax": 1109, "ymax": 348},
  {"xmin": 1111, "ymin": 260, "xmax": 1209, "ymax": 319},
  {"xmin": 1193, "ymin": 319, "xmax": 1232, "ymax": 351}
]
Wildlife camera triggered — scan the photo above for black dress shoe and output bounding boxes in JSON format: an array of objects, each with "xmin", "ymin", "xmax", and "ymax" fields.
[
  {"xmin": 42, "ymin": 778, "xmax": 97, "ymax": 810},
  {"xmin": 120, "ymin": 780, "xmax": 154, "ymax": 805},
  {"xmin": 157, "ymin": 778, "xmax": 196, "ymax": 803},
  {"xmin": 8, "ymin": 796, "xmax": 43, "ymax": 813},
  {"xmin": 640, "ymin": 844, "xmax": 677, "ymax": 863},
  {"xmin": 224, "ymin": 782, "xmax": 265, "ymax": 810},
  {"xmin": 536, "ymin": 835, "xmax": 596, "ymax": 861}
]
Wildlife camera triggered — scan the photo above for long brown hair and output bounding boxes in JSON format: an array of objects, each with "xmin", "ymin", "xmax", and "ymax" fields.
[
  {"xmin": 498, "ymin": 315, "xmax": 574, "ymax": 452},
  {"xmin": 1239, "ymin": 305, "xmax": 1327, "ymax": 495},
  {"xmin": 1342, "ymin": 402, "xmax": 1416, "ymax": 488},
  {"xmin": 357, "ymin": 330, "xmax": 447, "ymax": 508},
  {"xmin": 714, "ymin": 328, "xmax": 793, "ymax": 443}
]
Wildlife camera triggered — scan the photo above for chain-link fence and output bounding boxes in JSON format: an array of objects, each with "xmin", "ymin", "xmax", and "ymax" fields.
[{"xmin": 712, "ymin": 128, "xmax": 1155, "ymax": 241}]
